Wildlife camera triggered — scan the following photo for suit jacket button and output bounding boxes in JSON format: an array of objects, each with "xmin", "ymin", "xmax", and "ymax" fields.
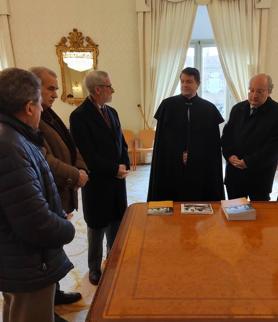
[{"xmin": 66, "ymin": 178, "xmax": 72, "ymax": 185}]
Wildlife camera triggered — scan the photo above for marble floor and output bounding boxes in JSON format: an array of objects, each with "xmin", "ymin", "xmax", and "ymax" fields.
[
  {"xmin": 54, "ymin": 165, "xmax": 151, "ymax": 322},
  {"xmin": 0, "ymin": 165, "xmax": 277, "ymax": 322}
]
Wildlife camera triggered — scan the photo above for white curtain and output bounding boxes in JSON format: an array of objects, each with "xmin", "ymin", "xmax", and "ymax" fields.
[
  {"xmin": 0, "ymin": 0, "xmax": 15, "ymax": 69},
  {"xmin": 137, "ymin": 0, "xmax": 197, "ymax": 128},
  {"xmin": 207, "ymin": 0, "xmax": 265, "ymax": 102}
]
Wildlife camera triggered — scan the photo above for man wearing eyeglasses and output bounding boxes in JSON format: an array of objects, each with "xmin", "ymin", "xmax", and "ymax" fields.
[
  {"xmin": 70, "ymin": 70, "xmax": 130, "ymax": 285},
  {"xmin": 222, "ymin": 73, "xmax": 278, "ymax": 201}
]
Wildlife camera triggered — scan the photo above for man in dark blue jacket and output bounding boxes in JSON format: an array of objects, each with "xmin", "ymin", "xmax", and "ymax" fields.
[{"xmin": 0, "ymin": 68, "xmax": 75, "ymax": 322}]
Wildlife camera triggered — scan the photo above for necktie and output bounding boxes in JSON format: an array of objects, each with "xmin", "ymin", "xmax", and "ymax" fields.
[
  {"xmin": 250, "ymin": 107, "xmax": 257, "ymax": 116},
  {"xmin": 100, "ymin": 106, "xmax": 111, "ymax": 127}
]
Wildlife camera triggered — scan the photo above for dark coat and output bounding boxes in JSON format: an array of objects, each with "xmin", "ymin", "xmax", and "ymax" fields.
[
  {"xmin": 148, "ymin": 94, "xmax": 224, "ymax": 201},
  {"xmin": 70, "ymin": 98, "xmax": 130, "ymax": 229},
  {"xmin": 0, "ymin": 113, "xmax": 75, "ymax": 293},
  {"xmin": 221, "ymin": 97, "xmax": 278, "ymax": 195},
  {"xmin": 40, "ymin": 108, "xmax": 87, "ymax": 213}
]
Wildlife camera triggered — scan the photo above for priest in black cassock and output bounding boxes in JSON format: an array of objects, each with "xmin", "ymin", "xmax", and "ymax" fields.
[{"xmin": 147, "ymin": 67, "xmax": 224, "ymax": 202}]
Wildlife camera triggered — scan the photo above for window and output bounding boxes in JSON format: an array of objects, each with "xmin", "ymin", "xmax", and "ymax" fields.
[
  {"xmin": 201, "ymin": 43, "xmax": 227, "ymax": 118},
  {"xmin": 175, "ymin": 40, "xmax": 231, "ymax": 119}
]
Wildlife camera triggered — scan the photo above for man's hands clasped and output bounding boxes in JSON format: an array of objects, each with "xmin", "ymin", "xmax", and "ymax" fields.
[
  {"xmin": 77, "ymin": 169, "xmax": 89, "ymax": 187},
  {"xmin": 228, "ymin": 155, "xmax": 247, "ymax": 170}
]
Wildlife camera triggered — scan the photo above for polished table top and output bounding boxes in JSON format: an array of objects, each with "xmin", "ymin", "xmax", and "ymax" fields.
[{"xmin": 87, "ymin": 202, "xmax": 278, "ymax": 321}]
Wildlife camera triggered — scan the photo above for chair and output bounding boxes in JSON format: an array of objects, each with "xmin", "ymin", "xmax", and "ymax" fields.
[
  {"xmin": 134, "ymin": 129, "xmax": 155, "ymax": 170},
  {"xmin": 122, "ymin": 129, "xmax": 136, "ymax": 171}
]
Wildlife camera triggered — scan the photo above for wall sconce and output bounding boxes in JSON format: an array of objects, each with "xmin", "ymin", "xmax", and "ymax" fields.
[{"xmin": 72, "ymin": 81, "xmax": 83, "ymax": 98}]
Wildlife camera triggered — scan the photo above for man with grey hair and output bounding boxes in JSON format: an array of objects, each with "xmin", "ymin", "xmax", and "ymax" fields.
[
  {"xmin": 222, "ymin": 73, "xmax": 278, "ymax": 200},
  {"xmin": 29, "ymin": 67, "xmax": 88, "ymax": 319},
  {"xmin": 70, "ymin": 70, "xmax": 130, "ymax": 285},
  {"xmin": 0, "ymin": 67, "xmax": 75, "ymax": 322}
]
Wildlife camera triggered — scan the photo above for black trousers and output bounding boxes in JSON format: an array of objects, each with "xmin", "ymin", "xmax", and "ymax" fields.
[
  {"xmin": 87, "ymin": 220, "xmax": 121, "ymax": 274},
  {"xmin": 226, "ymin": 183, "xmax": 270, "ymax": 201}
]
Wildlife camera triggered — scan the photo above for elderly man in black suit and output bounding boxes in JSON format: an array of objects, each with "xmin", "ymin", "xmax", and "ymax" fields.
[
  {"xmin": 222, "ymin": 73, "xmax": 278, "ymax": 201},
  {"xmin": 70, "ymin": 70, "xmax": 129, "ymax": 285}
]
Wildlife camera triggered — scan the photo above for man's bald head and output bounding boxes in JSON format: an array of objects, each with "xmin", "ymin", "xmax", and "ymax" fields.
[{"xmin": 248, "ymin": 73, "xmax": 273, "ymax": 108}]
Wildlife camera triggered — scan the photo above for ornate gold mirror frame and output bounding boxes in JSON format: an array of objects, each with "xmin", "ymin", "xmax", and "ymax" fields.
[{"xmin": 56, "ymin": 28, "xmax": 99, "ymax": 105}]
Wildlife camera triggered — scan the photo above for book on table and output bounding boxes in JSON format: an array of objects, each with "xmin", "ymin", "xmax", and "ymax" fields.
[
  {"xmin": 147, "ymin": 200, "xmax": 173, "ymax": 215},
  {"xmin": 221, "ymin": 197, "xmax": 256, "ymax": 221},
  {"xmin": 181, "ymin": 203, "xmax": 213, "ymax": 215}
]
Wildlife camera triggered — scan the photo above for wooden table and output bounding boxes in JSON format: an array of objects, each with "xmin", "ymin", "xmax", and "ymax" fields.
[{"xmin": 87, "ymin": 202, "xmax": 278, "ymax": 321}]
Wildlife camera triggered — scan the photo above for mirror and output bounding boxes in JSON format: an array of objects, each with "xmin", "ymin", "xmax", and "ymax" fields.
[{"xmin": 56, "ymin": 28, "xmax": 99, "ymax": 105}]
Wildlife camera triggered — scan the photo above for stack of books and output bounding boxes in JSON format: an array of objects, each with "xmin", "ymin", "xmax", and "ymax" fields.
[
  {"xmin": 147, "ymin": 200, "xmax": 173, "ymax": 215},
  {"xmin": 221, "ymin": 197, "xmax": 256, "ymax": 221}
]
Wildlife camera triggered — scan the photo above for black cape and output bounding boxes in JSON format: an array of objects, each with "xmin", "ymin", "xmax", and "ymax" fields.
[{"xmin": 147, "ymin": 94, "xmax": 224, "ymax": 201}]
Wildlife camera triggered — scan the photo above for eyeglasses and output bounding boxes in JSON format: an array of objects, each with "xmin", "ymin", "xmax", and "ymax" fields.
[{"xmin": 97, "ymin": 84, "xmax": 113, "ymax": 89}]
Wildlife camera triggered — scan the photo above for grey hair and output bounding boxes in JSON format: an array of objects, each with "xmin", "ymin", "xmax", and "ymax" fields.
[
  {"xmin": 85, "ymin": 70, "xmax": 109, "ymax": 94},
  {"xmin": 29, "ymin": 66, "xmax": 57, "ymax": 82},
  {"xmin": 0, "ymin": 68, "xmax": 41, "ymax": 115}
]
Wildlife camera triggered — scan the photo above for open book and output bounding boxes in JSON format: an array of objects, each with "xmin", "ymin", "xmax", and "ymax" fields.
[
  {"xmin": 221, "ymin": 197, "xmax": 256, "ymax": 221},
  {"xmin": 147, "ymin": 200, "xmax": 173, "ymax": 215},
  {"xmin": 181, "ymin": 203, "xmax": 213, "ymax": 215}
]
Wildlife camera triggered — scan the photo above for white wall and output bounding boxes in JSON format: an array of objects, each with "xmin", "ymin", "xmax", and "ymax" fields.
[{"xmin": 9, "ymin": 0, "xmax": 142, "ymax": 131}]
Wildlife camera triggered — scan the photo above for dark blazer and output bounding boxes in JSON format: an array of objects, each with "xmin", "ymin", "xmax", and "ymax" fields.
[
  {"xmin": 221, "ymin": 97, "xmax": 278, "ymax": 195},
  {"xmin": 40, "ymin": 108, "xmax": 87, "ymax": 213},
  {"xmin": 70, "ymin": 97, "xmax": 130, "ymax": 229}
]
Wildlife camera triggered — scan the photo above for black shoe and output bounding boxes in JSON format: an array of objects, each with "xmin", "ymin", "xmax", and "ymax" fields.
[
  {"xmin": 54, "ymin": 313, "xmax": 69, "ymax": 322},
  {"xmin": 89, "ymin": 271, "xmax": 101, "ymax": 285},
  {"xmin": 54, "ymin": 290, "xmax": 82, "ymax": 305}
]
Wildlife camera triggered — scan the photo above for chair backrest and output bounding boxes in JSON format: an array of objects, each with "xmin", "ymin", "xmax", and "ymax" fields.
[
  {"xmin": 138, "ymin": 129, "xmax": 155, "ymax": 148},
  {"xmin": 122, "ymin": 129, "xmax": 135, "ymax": 149}
]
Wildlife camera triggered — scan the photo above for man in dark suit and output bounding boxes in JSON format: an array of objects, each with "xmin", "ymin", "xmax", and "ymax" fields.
[
  {"xmin": 221, "ymin": 73, "xmax": 278, "ymax": 201},
  {"xmin": 70, "ymin": 70, "xmax": 130, "ymax": 285},
  {"xmin": 30, "ymin": 67, "xmax": 88, "ymax": 322}
]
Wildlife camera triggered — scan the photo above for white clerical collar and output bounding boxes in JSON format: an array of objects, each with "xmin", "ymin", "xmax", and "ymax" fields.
[{"xmin": 183, "ymin": 94, "xmax": 197, "ymax": 100}]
